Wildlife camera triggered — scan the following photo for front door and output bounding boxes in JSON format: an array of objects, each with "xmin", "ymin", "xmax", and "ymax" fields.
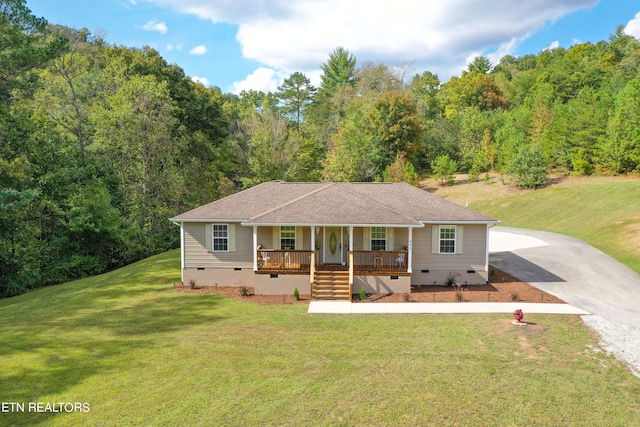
[{"xmin": 324, "ymin": 227, "xmax": 342, "ymax": 264}]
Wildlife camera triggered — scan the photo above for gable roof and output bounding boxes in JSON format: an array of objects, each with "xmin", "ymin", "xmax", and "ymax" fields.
[{"xmin": 170, "ymin": 181, "xmax": 498, "ymax": 226}]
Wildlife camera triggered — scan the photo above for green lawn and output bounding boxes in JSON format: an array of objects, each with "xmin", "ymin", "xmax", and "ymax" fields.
[
  {"xmin": 1, "ymin": 250, "xmax": 639, "ymax": 426},
  {"xmin": 434, "ymin": 176, "xmax": 640, "ymax": 275}
]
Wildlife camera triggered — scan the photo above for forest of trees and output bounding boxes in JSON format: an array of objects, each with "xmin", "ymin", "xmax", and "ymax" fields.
[{"xmin": 2, "ymin": 0, "xmax": 640, "ymax": 297}]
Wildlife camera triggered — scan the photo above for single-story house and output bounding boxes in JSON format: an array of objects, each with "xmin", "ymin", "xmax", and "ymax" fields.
[{"xmin": 170, "ymin": 181, "xmax": 499, "ymax": 299}]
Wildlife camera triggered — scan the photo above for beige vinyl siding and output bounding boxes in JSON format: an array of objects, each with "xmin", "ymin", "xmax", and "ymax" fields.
[
  {"xmin": 352, "ymin": 228, "xmax": 363, "ymax": 251},
  {"xmin": 257, "ymin": 226, "xmax": 272, "ymax": 248},
  {"xmin": 302, "ymin": 227, "xmax": 311, "ymax": 250},
  {"xmin": 393, "ymin": 227, "xmax": 408, "ymax": 250},
  {"xmin": 411, "ymin": 224, "xmax": 487, "ymax": 283},
  {"xmin": 184, "ymin": 222, "xmax": 253, "ymax": 268}
]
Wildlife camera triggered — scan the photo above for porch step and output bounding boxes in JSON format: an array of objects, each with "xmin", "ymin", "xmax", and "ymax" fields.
[{"xmin": 312, "ymin": 271, "xmax": 351, "ymax": 301}]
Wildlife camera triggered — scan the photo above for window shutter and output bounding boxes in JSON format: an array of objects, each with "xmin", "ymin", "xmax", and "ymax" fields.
[
  {"xmin": 456, "ymin": 226, "xmax": 464, "ymax": 254},
  {"xmin": 432, "ymin": 226, "xmax": 439, "ymax": 253},
  {"xmin": 205, "ymin": 224, "xmax": 212, "ymax": 251},
  {"xmin": 296, "ymin": 226, "xmax": 303, "ymax": 250},
  {"xmin": 363, "ymin": 227, "xmax": 371, "ymax": 250},
  {"xmin": 387, "ymin": 227, "xmax": 394, "ymax": 250},
  {"xmin": 229, "ymin": 224, "xmax": 236, "ymax": 252}
]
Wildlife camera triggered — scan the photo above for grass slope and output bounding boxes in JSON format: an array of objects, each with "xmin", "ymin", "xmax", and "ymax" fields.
[
  {"xmin": 1, "ymin": 250, "xmax": 640, "ymax": 426},
  {"xmin": 431, "ymin": 176, "xmax": 640, "ymax": 274}
]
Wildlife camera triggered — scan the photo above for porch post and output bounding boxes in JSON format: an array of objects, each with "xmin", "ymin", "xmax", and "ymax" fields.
[
  {"xmin": 407, "ymin": 227, "xmax": 413, "ymax": 273},
  {"xmin": 253, "ymin": 226, "xmax": 258, "ymax": 271},
  {"xmin": 348, "ymin": 226, "xmax": 354, "ymax": 265},
  {"xmin": 311, "ymin": 225, "xmax": 316, "ymax": 255}
]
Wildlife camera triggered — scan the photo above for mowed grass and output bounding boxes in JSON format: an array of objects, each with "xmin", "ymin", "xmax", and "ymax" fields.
[
  {"xmin": 432, "ymin": 176, "xmax": 640, "ymax": 274},
  {"xmin": 1, "ymin": 251, "xmax": 640, "ymax": 426}
]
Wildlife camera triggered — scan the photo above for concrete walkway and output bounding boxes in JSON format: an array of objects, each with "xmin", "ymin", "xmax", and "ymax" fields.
[{"xmin": 308, "ymin": 300, "xmax": 589, "ymax": 315}]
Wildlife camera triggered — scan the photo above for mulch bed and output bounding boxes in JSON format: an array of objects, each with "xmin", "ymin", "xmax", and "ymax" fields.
[{"xmin": 173, "ymin": 267, "xmax": 565, "ymax": 305}]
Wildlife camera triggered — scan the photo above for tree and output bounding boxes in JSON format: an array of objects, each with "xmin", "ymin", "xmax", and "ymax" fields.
[
  {"xmin": 431, "ymin": 154, "xmax": 457, "ymax": 186},
  {"xmin": 276, "ymin": 71, "xmax": 316, "ymax": 128},
  {"xmin": 442, "ymin": 72, "xmax": 509, "ymax": 117},
  {"xmin": 0, "ymin": 0, "xmax": 68, "ymax": 99},
  {"xmin": 319, "ymin": 47, "xmax": 357, "ymax": 98},
  {"xmin": 506, "ymin": 145, "xmax": 549, "ymax": 188},
  {"xmin": 31, "ymin": 26, "xmax": 100, "ymax": 157},
  {"xmin": 467, "ymin": 56, "xmax": 493, "ymax": 74},
  {"xmin": 365, "ymin": 91, "xmax": 423, "ymax": 170},
  {"xmin": 383, "ymin": 152, "xmax": 419, "ymax": 186},
  {"xmin": 322, "ymin": 104, "xmax": 378, "ymax": 182},
  {"xmin": 91, "ymin": 74, "xmax": 181, "ymax": 243},
  {"xmin": 354, "ymin": 62, "xmax": 403, "ymax": 97},
  {"xmin": 599, "ymin": 76, "xmax": 640, "ymax": 173},
  {"xmin": 408, "ymin": 70, "xmax": 442, "ymax": 120}
]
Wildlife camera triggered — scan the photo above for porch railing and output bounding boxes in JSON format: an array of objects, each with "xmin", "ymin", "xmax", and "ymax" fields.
[
  {"xmin": 257, "ymin": 249, "xmax": 313, "ymax": 272},
  {"xmin": 351, "ymin": 250, "xmax": 408, "ymax": 273},
  {"xmin": 256, "ymin": 249, "xmax": 408, "ymax": 274}
]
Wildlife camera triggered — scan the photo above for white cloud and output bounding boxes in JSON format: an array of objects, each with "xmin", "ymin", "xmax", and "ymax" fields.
[
  {"xmin": 146, "ymin": 0, "xmax": 598, "ymax": 86},
  {"xmin": 191, "ymin": 76, "xmax": 210, "ymax": 86},
  {"xmin": 230, "ymin": 67, "xmax": 285, "ymax": 94},
  {"xmin": 141, "ymin": 20, "xmax": 168, "ymax": 34},
  {"xmin": 543, "ymin": 40, "xmax": 561, "ymax": 51},
  {"xmin": 166, "ymin": 43, "xmax": 183, "ymax": 51},
  {"xmin": 624, "ymin": 12, "xmax": 640, "ymax": 39},
  {"xmin": 189, "ymin": 45, "xmax": 208, "ymax": 55}
]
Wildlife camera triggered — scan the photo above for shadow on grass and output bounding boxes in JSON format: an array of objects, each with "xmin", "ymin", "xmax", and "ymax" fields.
[{"xmin": 0, "ymin": 251, "xmax": 227, "ymax": 425}]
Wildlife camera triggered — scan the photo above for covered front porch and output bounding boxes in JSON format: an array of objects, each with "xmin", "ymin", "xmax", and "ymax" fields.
[{"xmin": 248, "ymin": 224, "xmax": 417, "ymax": 299}]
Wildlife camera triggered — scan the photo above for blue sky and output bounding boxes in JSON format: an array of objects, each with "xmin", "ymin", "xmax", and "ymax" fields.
[{"xmin": 26, "ymin": 0, "xmax": 640, "ymax": 94}]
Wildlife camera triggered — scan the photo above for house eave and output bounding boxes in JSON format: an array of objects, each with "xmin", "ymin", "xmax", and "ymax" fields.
[
  {"xmin": 420, "ymin": 220, "xmax": 501, "ymax": 225},
  {"xmin": 169, "ymin": 218, "xmax": 247, "ymax": 223},
  {"xmin": 241, "ymin": 222, "xmax": 425, "ymax": 228}
]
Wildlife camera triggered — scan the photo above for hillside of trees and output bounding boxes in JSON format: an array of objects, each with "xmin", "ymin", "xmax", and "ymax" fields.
[{"xmin": 2, "ymin": 0, "xmax": 640, "ymax": 297}]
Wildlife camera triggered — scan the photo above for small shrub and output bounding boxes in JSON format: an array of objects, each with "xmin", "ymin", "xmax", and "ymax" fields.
[
  {"xmin": 359, "ymin": 286, "xmax": 367, "ymax": 301},
  {"xmin": 189, "ymin": 279, "xmax": 196, "ymax": 289},
  {"xmin": 510, "ymin": 292, "xmax": 520, "ymax": 301},
  {"xmin": 240, "ymin": 286, "xmax": 249, "ymax": 297},
  {"xmin": 446, "ymin": 272, "xmax": 461, "ymax": 287},
  {"xmin": 293, "ymin": 288, "xmax": 300, "ymax": 301},
  {"xmin": 431, "ymin": 154, "xmax": 457, "ymax": 186},
  {"xmin": 404, "ymin": 293, "xmax": 411, "ymax": 302},
  {"xmin": 451, "ymin": 281, "xmax": 464, "ymax": 302}
]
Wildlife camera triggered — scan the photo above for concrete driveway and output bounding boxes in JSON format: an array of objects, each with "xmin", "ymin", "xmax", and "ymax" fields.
[{"xmin": 489, "ymin": 226, "xmax": 640, "ymax": 328}]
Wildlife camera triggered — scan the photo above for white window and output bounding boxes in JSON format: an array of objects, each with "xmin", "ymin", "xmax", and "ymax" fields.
[
  {"xmin": 212, "ymin": 224, "xmax": 229, "ymax": 251},
  {"xmin": 371, "ymin": 227, "xmax": 387, "ymax": 251},
  {"xmin": 280, "ymin": 226, "xmax": 296, "ymax": 250},
  {"xmin": 439, "ymin": 226, "xmax": 456, "ymax": 254}
]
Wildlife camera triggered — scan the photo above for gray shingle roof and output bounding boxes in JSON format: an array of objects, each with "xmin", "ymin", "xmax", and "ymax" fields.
[{"xmin": 170, "ymin": 181, "xmax": 498, "ymax": 225}]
